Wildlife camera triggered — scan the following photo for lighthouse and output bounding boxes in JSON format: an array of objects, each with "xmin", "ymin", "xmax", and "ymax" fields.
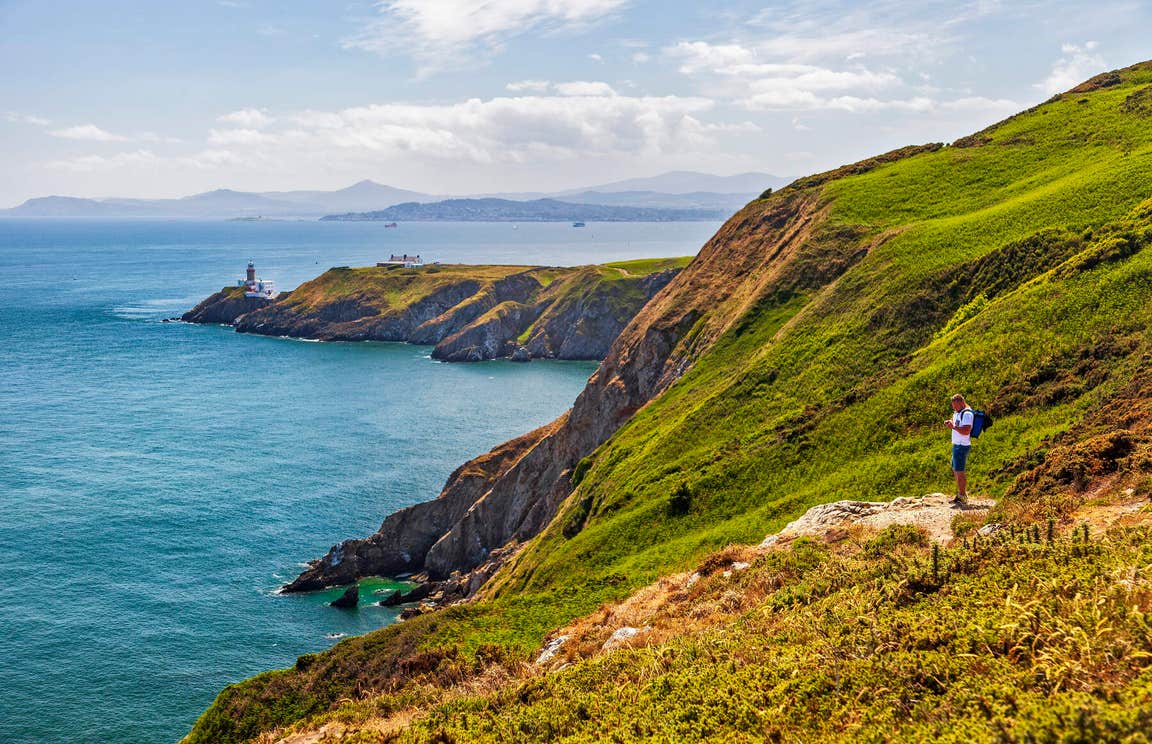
[{"xmin": 237, "ymin": 261, "xmax": 279, "ymax": 299}]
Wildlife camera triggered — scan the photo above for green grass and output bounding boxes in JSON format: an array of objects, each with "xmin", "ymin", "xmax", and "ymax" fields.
[
  {"xmin": 602, "ymin": 256, "xmax": 693, "ymax": 276},
  {"xmin": 402, "ymin": 525, "xmax": 1152, "ymax": 742}
]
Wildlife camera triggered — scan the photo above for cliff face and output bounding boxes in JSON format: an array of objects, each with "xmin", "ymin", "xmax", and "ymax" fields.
[
  {"xmin": 181, "ymin": 286, "xmax": 284, "ymax": 324},
  {"xmin": 284, "ymin": 420, "xmax": 562, "ymax": 591},
  {"xmin": 181, "ymin": 261, "xmax": 685, "ymax": 363},
  {"xmin": 286, "ymin": 186, "xmax": 855, "ymax": 588}
]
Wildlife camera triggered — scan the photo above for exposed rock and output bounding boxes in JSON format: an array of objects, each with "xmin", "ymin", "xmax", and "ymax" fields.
[
  {"xmin": 977, "ymin": 523, "xmax": 1004, "ymax": 537},
  {"xmin": 181, "ymin": 288, "xmax": 280, "ymax": 325},
  {"xmin": 510, "ymin": 345, "xmax": 531, "ymax": 362},
  {"xmin": 602, "ymin": 626, "xmax": 650, "ymax": 650},
  {"xmin": 535, "ymin": 635, "xmax": 569, "ymax": 664},
  {"xmin": 378, "ymin": 582, "xmax": 433, "ymax": 607},
  {"xmin": 432, "ymin": 301, "xmax": 542, "ymax": 361},
  {"xmin": 759, "ymin": 493, "xmax": 996, "ymax": 549},
  {"xmin": 397, "ymin": 604, "xmax": 433, "ymax": 621},
  {"xmin": 721, "ymin": 561, "xmax": 752, "ymax": 577},
  {"xmin": 523, "ymin": 269, "xmax": 679, "ymax": 360},
  {"xmin": 283, "ymin": 422, "xmax": 559, "ymax": 592},
  {"xmin": 329, "ymin": 584, "xmax": 359, "ymax": 609},
  {"xmin": 236, "ymin": 277, "xmax": 483, "ymax": 341},
  {"xmin": 410, "ymin": 273, "xmax": 542, "ymax": 344}
]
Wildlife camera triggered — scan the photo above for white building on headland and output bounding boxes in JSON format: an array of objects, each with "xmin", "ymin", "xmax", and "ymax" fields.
[
  {"xmin": 378, "ymin": 254, "xmax": 425, "ymax": 268},
  {"xmin": 237, "ymin": 261, "xmax": 279, "ymax": 299}
]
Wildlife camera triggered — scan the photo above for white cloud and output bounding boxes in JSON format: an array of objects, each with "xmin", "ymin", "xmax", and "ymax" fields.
[
  {"xmin": 506, "ymin": 79, "xmax": 552, "ymax": 93},
  {"xmin": 72, "ymin": 93, "xmax": 747, "ymax": 178},
  {"xmin": 505, "ymin": 80, "xmax": 617, "ymax": 96},
  {"xmin": 5, "ymin": 112, "xmax": 52, "ymax": 126},
  {"xmin": 218, "ymin": 108, "xmax": 274, "ymax": 127},
  {"xmin": 553, "ymin": 81, "xmax": 616, "ymax": 96},
  {"xmin": 138, "ymin": 131, "xmax": 183, "ymax": 144},
  {"xmin": 632, "ymin": 51, "xmax": 650, "ymax": 63},
  {"xmin": 588, "ymin": 53, "xmax": 603, "ymax": 62},
  {"xmin": 1036, "ymin": 42, "xmax": 1106, "ymax": 95},
  {"xmin": 42, "ymin": 92, "xmax": 755, "ymax": 187},
  {"xmin": 46, "ymin": 148, "xmax": 249, "ymax": 172},
  {"xmin": 46, "ymin": 149, "xmax": 161, "ymax": 171},
  {"xmin": 345, "ymin": 0, "xmax": 630, "ymax": 68},
  {"xmin": 48, "ymin": 124, "xmax": 131, "ymax": 142},
  {"xmin": 208, "ymin": 128, "xmax": 275, "ymax": 145},
  {"xmin": 666, "ymin": 40, "xmax": 1017, "ymax": 114}
]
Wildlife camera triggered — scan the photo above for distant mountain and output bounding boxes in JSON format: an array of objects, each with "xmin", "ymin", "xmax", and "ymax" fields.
[
  {"xmin": 320, "ymin": 198, "xmax": 726, "ymax": 222},
  {"xmin": 3, "ymin": 180, "xmax": 437, "ymax": 218},
  {"xmin": 2, "ymin": 172, "xmax": 789, "ymax": 218},
  {"xmin": 9, "ymin": 196, "xmax": 123, "ymax": 217},
  {"xmin": 561, "ymin": 190, "xmax": 756, "ymax": 212},
  {"xmin": 258, "ymin": 180, "xmax": 432, "ymax": 214},
  {"xmin": 564, "ymin": 170, "xmax": 790, "ymax": 195}
]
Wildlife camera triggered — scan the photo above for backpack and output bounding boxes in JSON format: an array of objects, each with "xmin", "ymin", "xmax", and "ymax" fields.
[{"xmin": 969, "ymin": 408, "xmax": 993, "ymax": 438}]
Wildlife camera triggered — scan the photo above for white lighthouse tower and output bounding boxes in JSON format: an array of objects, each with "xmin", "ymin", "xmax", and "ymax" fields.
[{"xmin": 237, "ymin": 261, "xmax": 279, "ymax": 299}]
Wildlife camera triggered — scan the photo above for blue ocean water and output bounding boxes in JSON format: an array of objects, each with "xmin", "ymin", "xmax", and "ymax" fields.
[{"xmin": 0, "ymin": 219, "xmax": 720, "ymax": 743}]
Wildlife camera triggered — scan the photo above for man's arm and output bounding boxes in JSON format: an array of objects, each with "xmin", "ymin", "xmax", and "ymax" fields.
[{"xmin": 955, "ymin": 410, "xmax": 973, "ymax": 436}]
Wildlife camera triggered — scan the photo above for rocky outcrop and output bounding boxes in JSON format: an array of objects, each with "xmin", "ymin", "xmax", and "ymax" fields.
[
  {"xmin": 181, "ymin": 288, "xmax": 283, "ymax": 325},
  {"xmin": 283, "ymin": 420, "xmax": 562, "ymax": 592},
  {"xmin": 432, "ymin": 301, "xmax": 542, "ymax": 361},
  {"xmin": 523, "ymin": 269, "xmax": 678, "ymax": 360},
  {"xmin": 233, "ymin": 276, "xmax": 490, "ymax": 341},
  {"xmin": 758, "ymin": 493, "xmax": 995, "ymax": 549},
  {"xmin": 329, "ymin": 585, "xmax": 359, "ymax": 609}
]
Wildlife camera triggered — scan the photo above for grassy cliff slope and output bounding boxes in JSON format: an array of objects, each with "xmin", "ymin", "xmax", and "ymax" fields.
[{"xmin": 187, "ymin": 63, "xmax": 1152, "ymax": 742}]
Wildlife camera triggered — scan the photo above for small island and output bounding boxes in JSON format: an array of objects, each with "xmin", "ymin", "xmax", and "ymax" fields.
[{"xmin": 182, "ymin": 257, "xmax": 691, "ymax": 362}]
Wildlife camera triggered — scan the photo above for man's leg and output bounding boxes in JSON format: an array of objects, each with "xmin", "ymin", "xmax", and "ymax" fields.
[
  {"xmin": 954, "ymin": 470, "xmax": 967, "ymax": 500},
  {"xmin": 951, "ymin": 444, "xmax": 969, "ymax": 503}
]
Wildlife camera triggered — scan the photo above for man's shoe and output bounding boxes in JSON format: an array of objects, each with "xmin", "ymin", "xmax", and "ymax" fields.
[{"xmin": 951, "ymin": 495, "xmax": 968, "ymax": 506}]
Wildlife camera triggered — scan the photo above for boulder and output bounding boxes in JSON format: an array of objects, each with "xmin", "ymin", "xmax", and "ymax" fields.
[{"xmin": 329, "ymin": 584, "xmax": 359, "ymax": 609}]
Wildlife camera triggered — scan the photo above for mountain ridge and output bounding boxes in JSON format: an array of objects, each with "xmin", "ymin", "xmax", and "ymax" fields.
[{"xmin": 2, "ymin": 171, "xmax": 785, "ymax": 218}]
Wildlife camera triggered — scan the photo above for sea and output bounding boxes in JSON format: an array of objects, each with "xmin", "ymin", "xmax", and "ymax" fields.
[{"xmin": 0, "ymin": 218, "xmax": 721, "ymax": 743}]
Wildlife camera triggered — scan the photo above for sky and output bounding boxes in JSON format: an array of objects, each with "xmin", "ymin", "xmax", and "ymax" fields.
[{"xmin": 1, "ymin": 0, "xmax": 1149, "ymax": 206}]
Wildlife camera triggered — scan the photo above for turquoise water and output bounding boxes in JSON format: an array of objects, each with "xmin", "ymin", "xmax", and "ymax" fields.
[{"xmin": 0, "ymin": 219, "xmax": 720, "ymax": 742}]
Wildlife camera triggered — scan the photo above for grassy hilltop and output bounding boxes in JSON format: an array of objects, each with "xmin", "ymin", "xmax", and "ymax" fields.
[{"xmin": 188, "ymin": 63, "xmax": 1152, "ymax": 742}]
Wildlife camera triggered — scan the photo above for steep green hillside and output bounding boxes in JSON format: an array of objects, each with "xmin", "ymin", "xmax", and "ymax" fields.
[{"xmin": 186, "ymin": 63, "xmax": 1152, "ymax": 742}]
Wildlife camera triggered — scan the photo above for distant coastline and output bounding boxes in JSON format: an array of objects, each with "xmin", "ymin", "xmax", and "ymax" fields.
[{"xmin": 319, "ymin": 197, "xmax": 728, "ymax": 222}]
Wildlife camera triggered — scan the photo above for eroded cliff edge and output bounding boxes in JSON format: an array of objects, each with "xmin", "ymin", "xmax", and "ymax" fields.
[{"xmin": 182, "ymin": 259, "xmax": 686, "ymax": 362}]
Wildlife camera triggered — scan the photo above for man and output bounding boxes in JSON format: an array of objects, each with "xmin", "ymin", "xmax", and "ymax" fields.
[{"xmin": 945, "ymin": 393, "xmax": 974, "ymax": 505}]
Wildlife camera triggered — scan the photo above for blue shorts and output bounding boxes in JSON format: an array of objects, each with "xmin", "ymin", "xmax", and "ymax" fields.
[{"xmin": 951, "ymin": 444, "xmax": 971, "ymax": 472}]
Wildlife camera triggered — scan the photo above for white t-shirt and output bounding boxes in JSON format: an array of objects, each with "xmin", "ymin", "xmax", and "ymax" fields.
[{"xmin": 952, "ymin": 408, "xmax": 975, "ymax": 446}]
